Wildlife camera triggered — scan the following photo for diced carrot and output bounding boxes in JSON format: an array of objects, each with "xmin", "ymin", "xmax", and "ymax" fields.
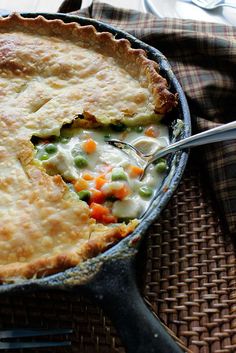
[
  {"xmin": 97, "ymin": 173, "xmax": 106, "ymax": 179},
  {"xmin": 89, "ymin": 189, "xmax": 105, "ymax": 204},
  {"xmin": 74, "ymin": 178, "xmax": 88, "ymax": 192},
  {"xmin": 102, "ymin": 214, "xmax": 118, "ymax": 224},
  {"xmin": 90, "ymin": 203, "xmax": 117, "ymax": 224},
  {"xmin": 90, "ymin": 202, "xmax": 109, "ymax": 221},
  {"xmin": 82, "ymin": 172, "xmax": 94, "ymax": 181},
  {"xmin": 128, "ymin": 165, "xmax": 144, "ymax": 178},
  {"xmin": 83, "ymin": 138, "xmax": 97, "ymax": 154},
  {"xmin": 95, "ymin": 176, "xmax": 107, "ymax": 190},
  {"xmin": 144, "ymin": 126, "xmax": 159, "ymax": 138},
  {"xmin": 113, "ymin": 184, "xmax": 130, "ymax": 200}
]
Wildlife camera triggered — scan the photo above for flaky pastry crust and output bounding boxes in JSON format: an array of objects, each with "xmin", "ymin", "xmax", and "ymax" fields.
[{"xmin": 0, "ymin": 14, "xmax": 177, "ymax": 283}]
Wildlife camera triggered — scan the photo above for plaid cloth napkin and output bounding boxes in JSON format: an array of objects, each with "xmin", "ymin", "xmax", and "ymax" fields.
[{"xmin": 59, "ymin": 0, "xmax": 236, "ymax": 235}]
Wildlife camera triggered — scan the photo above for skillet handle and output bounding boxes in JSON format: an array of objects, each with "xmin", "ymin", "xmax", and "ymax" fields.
[{"xmin": 85, "ymin": 254, "xmax": 185, "ymax": 353}]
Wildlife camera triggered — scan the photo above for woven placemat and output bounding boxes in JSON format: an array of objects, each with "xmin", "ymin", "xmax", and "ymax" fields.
[{"xmin": 0, "ymin": 155, "xmax": 235, "ymax": 353}]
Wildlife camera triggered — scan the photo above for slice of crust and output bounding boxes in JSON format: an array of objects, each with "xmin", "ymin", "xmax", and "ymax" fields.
[{"xmin": 0, "ymin": 14, "xmax": 176, "ymax": 283}]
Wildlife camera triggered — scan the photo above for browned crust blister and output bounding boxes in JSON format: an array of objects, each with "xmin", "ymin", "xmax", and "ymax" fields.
[{"xmin": 0, "ymin": 14, "xmax": 177, "ymax": 283}]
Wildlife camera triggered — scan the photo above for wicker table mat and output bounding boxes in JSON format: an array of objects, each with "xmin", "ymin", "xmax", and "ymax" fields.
[{"xmin": 0, "ymin": 155, "xmax": 235, "ymax": 353}]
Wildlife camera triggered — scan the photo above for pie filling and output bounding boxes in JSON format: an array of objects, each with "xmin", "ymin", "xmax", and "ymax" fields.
[{"xmin": 34, "ymin": 121, "xmax": 169, "ymax": 223}]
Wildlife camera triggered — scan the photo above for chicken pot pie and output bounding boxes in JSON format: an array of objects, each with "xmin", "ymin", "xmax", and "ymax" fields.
[{"xmin": 0, "ymin": 14, "xmax": 177, "ymax": 283}]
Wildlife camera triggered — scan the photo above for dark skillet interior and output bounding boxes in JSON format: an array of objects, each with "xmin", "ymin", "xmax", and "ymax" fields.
[{"xmin": 0, "ymin": 13, "xmax": 191, "ymax": 293}]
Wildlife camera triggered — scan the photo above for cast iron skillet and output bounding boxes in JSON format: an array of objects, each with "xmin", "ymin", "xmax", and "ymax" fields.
[{"xmin": 0, "ymin": 13, "xmax": 191, "ymax": 353}]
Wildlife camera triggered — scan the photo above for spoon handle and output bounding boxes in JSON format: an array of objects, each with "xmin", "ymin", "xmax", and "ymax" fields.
[{"xmin": 148, "ymin": 120, "xmax": 236, "ymax": 164}]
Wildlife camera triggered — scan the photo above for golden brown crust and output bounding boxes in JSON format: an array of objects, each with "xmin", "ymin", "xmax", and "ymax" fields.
[
  {"xmin": 0, "ymin": 13, "xmax": 176, "ymax": 283},
  {"xmin": 0, "ymin": 220, "xmax": 137, "ymax": 283},
  {"xmin": 0, "ymin": 13, "xmax": 177, "ymax": 117}
]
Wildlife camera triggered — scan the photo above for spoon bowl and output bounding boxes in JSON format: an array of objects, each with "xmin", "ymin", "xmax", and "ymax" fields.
[{"xmin": 107, "ymin": 120, "xmax": 236, "ymax": 180}]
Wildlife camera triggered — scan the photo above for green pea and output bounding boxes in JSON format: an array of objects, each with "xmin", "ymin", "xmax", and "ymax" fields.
[
  {"xmin": 111, "ymin": 167, "xmax": 128, "ymax": 181},
  {"xmin": 59, "ymin": 137, "xmax": 69, "ymax": 144},
  {"xmin": 74, "ymin": 155, "xmax": 88, "ymax": 168},
  {"xmin": 39, "ymin": 153, "xmax": 49, "ymax": 161},
  {"xmin": 139, "ymin": 185, "xmax": 153, "ymax": 198},
  {"xmin": 45, "ymin": 143, "xmax": 57, "ymax": 154},
  {"xmin": 77, "ymin": 190, "xmax": 91, "ymax": 202},
  {"xmin": 135, "ymin": 126, "xmax": 144, "ymax": 133},
  {"xmin": 155, "ymin": 159, "xmax": 168, "ymax": 173}
]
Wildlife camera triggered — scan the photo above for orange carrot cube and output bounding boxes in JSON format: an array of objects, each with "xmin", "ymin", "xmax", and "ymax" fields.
[{"xmin": 83, "ymin": 138, "xmax": 97, "ymax": 154}]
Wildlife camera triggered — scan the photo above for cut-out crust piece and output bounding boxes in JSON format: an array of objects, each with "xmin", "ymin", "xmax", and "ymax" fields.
[{"xmin": 0, "ymin": 14, "xmax": 177, "ymax": 283}]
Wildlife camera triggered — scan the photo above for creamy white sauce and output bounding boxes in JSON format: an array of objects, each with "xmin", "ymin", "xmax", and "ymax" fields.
[{"xmin": 35, "ymin": 123, "xmax": 169, "ymax": 222}]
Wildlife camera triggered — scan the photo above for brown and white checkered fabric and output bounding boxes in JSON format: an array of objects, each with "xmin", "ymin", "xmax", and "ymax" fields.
[{"xmin": 60, "ymin": 0, "xmax": 236, "ymax": 234}]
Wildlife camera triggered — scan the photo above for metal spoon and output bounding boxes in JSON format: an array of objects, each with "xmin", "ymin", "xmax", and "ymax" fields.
[{"xmin": 106, "ymin": 121, "xmax": 236, "ymax": 180}]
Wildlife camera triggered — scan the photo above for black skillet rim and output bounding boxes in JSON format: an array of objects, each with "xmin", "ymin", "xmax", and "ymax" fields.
[{"xmin": 0, "ymin": 12, "xmax": 191, "ymax": 292}]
